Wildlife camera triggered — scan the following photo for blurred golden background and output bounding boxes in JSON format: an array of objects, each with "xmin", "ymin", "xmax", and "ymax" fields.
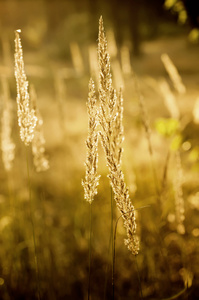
[{"xmin": 0, "ymin": 0, "xmax": 199, "ymax": 299}]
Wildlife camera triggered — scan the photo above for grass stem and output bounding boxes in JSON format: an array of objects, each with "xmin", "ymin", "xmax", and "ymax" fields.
[
  {"xmin": 26, "ymin": 147, "xmax": 41, "ymax": 300},
  {"xmin": 135, "ymin": 255, "xmax": 143, "ymax": 300},
  {"xmin": 88, "ymin": 203, "xmax": 92, "ymax": 300},
  {"xmin": 110, "ymin": 188, "xmax": 114, "ymax": 298},
  {"xmin": 113, "ymin": 205, "xmax": 150, "ymax": 300}
]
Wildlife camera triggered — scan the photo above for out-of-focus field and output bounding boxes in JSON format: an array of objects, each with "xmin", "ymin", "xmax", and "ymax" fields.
[{"xmin": 0, "ymin": 1, "xmax": 199, "ymax": 299}]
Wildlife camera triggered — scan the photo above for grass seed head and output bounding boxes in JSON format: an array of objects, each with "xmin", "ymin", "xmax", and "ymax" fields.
[
  {"xmin": 82, "ymin": 78, "xmax": 100, "ymax": 204},
  {"xmin": 14, "ymin": 30, "xmax": 37, "ymax": 146},
  {"xmin": 97, "ymin": 16, "xmax": 139, "ymax": 255}
]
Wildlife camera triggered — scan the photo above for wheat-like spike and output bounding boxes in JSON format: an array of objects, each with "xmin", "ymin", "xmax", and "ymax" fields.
[
  {"xmin": 98, "ymin": 17, "xmax": 116, "ymax": 147},
  {"xmin": 1, "ymin": 77, "xmax": 15, "ymax": 172},
  {"xmin": 174, "ymin": 151, "xmax": 185, "ymax": 235},
  {"xmin": 82, "ymin": 78, "xmax": 100, "ymax": 204},
  {"xmin": 98, "ymin": 17, "xmax": 139, "ymax": 255},
  {"xmin": 14, "ymin": 29, "xmax": 37, "ymax": 146},
  {"xmin": 98, "ymin": 16, "xmax": 112, "ymax": 102},
  {"xmin": 29, "ymin": 85, "xmax": 49, "ymax": 172}
]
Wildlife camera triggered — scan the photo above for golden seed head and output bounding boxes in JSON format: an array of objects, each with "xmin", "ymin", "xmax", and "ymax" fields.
[
  {"xmin": 97, "ymin": 16, "xmax": 139, "ymax": 254},
  {"xmin": 14, "ymin": 30, "xmax": 37, "ymax": 146},
  {"xmin": 82, "ymin": 78, "xmax": 100, "ymax": 204}
]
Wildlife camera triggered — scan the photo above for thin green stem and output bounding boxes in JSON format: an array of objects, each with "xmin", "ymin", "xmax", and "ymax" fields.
[
  {"xmin": 26, "ymin": 148, "xmax": 41, "ymax": 300},
  {"xmin": 88, "ymin": 203, "xmax": 92, "ymax": 300}
]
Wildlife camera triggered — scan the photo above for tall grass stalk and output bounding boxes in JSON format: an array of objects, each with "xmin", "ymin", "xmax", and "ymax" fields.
[
  {"xmin": 98, "ymin": 16, "xmax": 139, "ymax": 256},
  {"xmin": 26, "ymin": 148, "xmax": 41, "ymax": 300},
  {"xmin": 103, "ymin": 188, "xmax": 114, "ymax": 300},
  {"xmin": 110, "ymin": 187, "xmax": 114, "ymax": 290},
  {"xmin": 135, "ymin": 256, "xmax": 144, "ymax": 300},
  {"xmin": 82, "ymin": 78, "xmax": 100, "ymax": 299},
  {"xmin": 88, "ymin": 203, "xmax": 92, "ymax": 300},
  {"xmin": 112, "ymin": 206, "xmax": 149, "ymax": 300}
]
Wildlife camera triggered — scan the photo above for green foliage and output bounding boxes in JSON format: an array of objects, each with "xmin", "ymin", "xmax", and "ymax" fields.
[
  {"xmin": 155, "ymin": 118, "xmax": 179, "ymax": 137},
  {"xmin": 164, "ymin": 0, "xmax": 187, "ymax": 24}
]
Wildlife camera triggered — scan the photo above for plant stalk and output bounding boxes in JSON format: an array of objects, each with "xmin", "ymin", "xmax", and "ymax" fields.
[{"xmin": 26, "ymin": 148, "xmax": 41, "ymax": 300}]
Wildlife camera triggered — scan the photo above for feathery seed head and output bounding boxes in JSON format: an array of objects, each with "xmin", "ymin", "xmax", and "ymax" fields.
[
  {"xmin": 98, "ymin": 17, "xmax": 112, "ymax": 97},
  {"xmin": 82, "ymin": 78, "xmax": 100, "ymax": 204},
  {"xmin": 14, "ymin": 30, "xmax": 37, "ymax": 146},
  {"xmin": 97, "ymin": 17, "xmax": 139, "ymax": 254}
]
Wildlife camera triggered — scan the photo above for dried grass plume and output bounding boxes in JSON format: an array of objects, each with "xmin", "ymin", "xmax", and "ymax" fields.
[
  {"xmin": 98, "ymin": 16, "xmax": 139, "ymax": 255},
  {"xmin": 14, "ymin": 29, "xmax": 37, "ymax": 146},
  {"xmin": 82, "ymin": 78, "xmax": 100, "ymax": 204}
]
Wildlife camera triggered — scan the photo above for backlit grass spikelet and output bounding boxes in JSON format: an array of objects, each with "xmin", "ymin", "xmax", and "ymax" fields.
[
  {"xmin": 82, "ymin": 78, "xmax": 100, "ymax": 204},
  {"xmin": 14, "ymin": 29, "xmax": 37, "ymax": 146},
  {"xmin": 98, "ymin": 16, "xmax": 139, "ymax": 255}
]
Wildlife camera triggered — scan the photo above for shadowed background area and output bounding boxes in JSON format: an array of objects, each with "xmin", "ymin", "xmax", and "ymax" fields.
[{"xmin": 0, "ymin": 0, "xmax": 199, "ymax": 299}]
